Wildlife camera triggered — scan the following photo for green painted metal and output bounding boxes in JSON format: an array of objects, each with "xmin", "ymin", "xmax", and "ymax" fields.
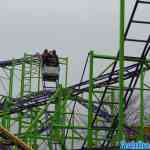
[
  {"xmin": 0, "ymin": 53, "xmax": 68, "ymax": 149},
  {"xmin": 65, "ymin": 57, "xmax": 69, "ymax": 87},
  {"xmin": 139, "ymin": 65, "xmax": 144, "ymax": 141},
  {"xmin": 0, "ymin": 0, "xmax": 149, "ymax": 148},
  {"xmin": 59, "ymin": 57, "xmax": 69, "ymax": 87},
  {"xmin": 87, "ymin": 51, "xmax": 94, "ymax": 148},
  {"xmin": 53, "ymin": 85, "xmax": 65, "ymax": 149},
  {"xmin": 2, "ymin": 59, "xmax": 15, "ymax": 129},
  {"xmin": 0, "ymin": 49, "xmax": 149, "ymax": 149},
  {"xmin": 29, "ymin": 55, "xmax": 33, "ymax": 93},
  {"xmin": 18, "ymin": 55, "xmax": 25, "ymax": 134},
  {"xmin": 93, "ymin": 53, "xmax": 150, "ymax": 63},
  {"xmin": 37, "ymin": 58, "xmax": 42, "ymax": 92},
  {"xmin": 20, "ymin": 55, "xmax": 25, "ymax": 97},
  {"xmin": 8, "ymin": 59, "xmax": 15, "ymax": 98},
  {"xmin": 118, "ymin": 0, "xmax": 125, "ymax": 142},
  {"xmin": 7, "ymin": 60, "xmax": 15, "ymax": 129}
]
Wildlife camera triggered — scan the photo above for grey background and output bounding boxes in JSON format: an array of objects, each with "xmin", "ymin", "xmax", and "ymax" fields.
[{"xmin": 0, "ymin": 0, "xmax": 144, "ymax": 84}]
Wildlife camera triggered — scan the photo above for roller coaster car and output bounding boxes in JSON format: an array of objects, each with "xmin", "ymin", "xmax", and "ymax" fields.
[
  {"xmin": 42, "ymin": 49, "xmax": 60, "ymax": 83},
  {"xmin": 42, "ymin": 65, "xmax": 59, "ymax": 82}
]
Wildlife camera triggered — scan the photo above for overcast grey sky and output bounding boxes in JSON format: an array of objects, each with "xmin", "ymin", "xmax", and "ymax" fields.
[{"xmin": 0, "ymin": 0, "xmax": 141, "ymax": 84}]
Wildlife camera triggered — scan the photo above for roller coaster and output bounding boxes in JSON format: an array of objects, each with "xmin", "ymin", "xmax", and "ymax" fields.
[{"xmin": 0, "ymin": 0, "xmax": 150, "ymax": 149}]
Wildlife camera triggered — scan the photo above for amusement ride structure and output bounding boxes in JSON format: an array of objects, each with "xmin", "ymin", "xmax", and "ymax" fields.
[{"xmin": 0, "ymin": 0, "xmax": 150, "ymax": 149}]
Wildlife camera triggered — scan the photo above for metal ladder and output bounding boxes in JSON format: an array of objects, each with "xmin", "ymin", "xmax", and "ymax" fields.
[
  {"xmin": 81, "ymin": 0, "xmax": 150, "ymax": 148},
  {"xmin": 102, "ymin": 0, "xmax": 150, "ymax": 147},
  {"xmin": 23, "ymin": 54, "xmax": 41, "ymax": 95}
]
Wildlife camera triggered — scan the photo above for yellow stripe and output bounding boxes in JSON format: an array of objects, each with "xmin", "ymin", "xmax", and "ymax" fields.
[{"xmin": 0, "ymin": 126, "xmax": 33, "ymax": 150}]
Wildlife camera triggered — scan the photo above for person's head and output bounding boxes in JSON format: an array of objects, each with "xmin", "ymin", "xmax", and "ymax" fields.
[
  {"xmin": 52, "ymin": 49, "xmax": 56, "ymax": 55},
  {"xmin": 49, "ymin": 50, "xmax": 53, "ymax": 55},
  {"xmin": 44, "ymin": 49, "xmax": 48, "ymax": 53}
]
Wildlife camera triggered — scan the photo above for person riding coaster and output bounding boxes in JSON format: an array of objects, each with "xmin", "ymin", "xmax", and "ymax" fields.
[{"xmin": 42, "ymin": 49, "xmax": 60, "ymax": 82}]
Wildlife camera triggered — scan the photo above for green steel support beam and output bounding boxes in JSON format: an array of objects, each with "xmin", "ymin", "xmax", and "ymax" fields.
[
  {"xmin": 65, "ymin": 57, "xmax": 69, "ymax": 87},
  {"xmin": 2, "ymin": 60, "xmax": 15, "ymax": 129},
  {"xmin": 53, "ymin": 85, "xmax": 63, "ymax": 145},
  {"xmin": 37, "ymin": 59, "xmax": 41, "ymax": 92},
  {"xmin": 93, "ymin": 53, "xmax": 150, "ymax": 63},
  {"xmin": 28, "ymin": 55, "xmax": 33, "ymax": 146},
  {"xmin": 20, "ymin": 56, "xmax": 25, "ymax": 97},
  {"xmin": 61, "ymin": 88, "xmax": 69, "ymax": 149},
  {"xmin": 118, "ymin": 0, "xmax": 125, "ymax": 142},
  {"xmin": 51, "ymin": 87, "xmax": 71, "ymax": 149},
  {"xmin": 19, "ymin": 56, "xmax": 25, "ymax": 134},
  {"xmin": 139, "ymin": 66, "xmax": 144, "ymax": 141},
  {"xmin": 87, "ymin": 51, "xmax": 94, "ymax": 148},
  {"xmin": 0, "ymin": 53, "xmax": 70, "ymax": 149},
  {"xmin": 26, "ymin": 104, "xmax": 52, "ymax": 133},
  {"xmin": 29, "ymin": 55, "xmax": 33, "ymax": 93},
  {"xmin": 24, "ymin": 90, "xmax": 56, "ymax": 149},
  {"xmin": 8, "ymin": 59, "xmax": 15, "ymax": 98},
  {"xmin": 7, "ymin": 60, "xmax": 15, "ymax": 129}
]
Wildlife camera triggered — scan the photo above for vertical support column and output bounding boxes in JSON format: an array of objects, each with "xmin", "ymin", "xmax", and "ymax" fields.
[
  {"xmin": 2, "ymin": 59, "xmax": 15, "ymax": 128},
  {"xmin": 65, "ymin": 57, "xmax": 69, "ymax": 88},
  {"xmin": 50, "ymin": 85, "xmax": 66, "ymax": 149},
  {"xmin": 87, "ymin": 51, "xmax": 93, "ymax": 148},
  {"xmin": 29, "ymin": 55, "xmax": 33, "ymax": 93},
  {"xmin": 61, "ymin": 88, "xmax": 69, "ymax": 149},
  {"xmin": 139, "ymin": 66, "xmax": 144, "ymax": 141},
  {"xmin": 118, "ymin": 0, "xmax": 125, "ymax": 142},
  {"xmin": 9, "ymin": 59, "xmax": 15, "ymax": 98},
  {"xmin": 54, "ymin": 86, "xmax": 62, "ymax": 140},
  {"xmin": 6, "ymin": 59, "xmax": 15, "ymax": 129},
  {"xmin": 25, "ymin": 87, "xmax": 61, "ymax": 149},
  {"xmin": 20, "ymin": 56, "xmax": 25, "ymax": 97},
  {"xmin": 19, "ymin": 56, "xmax": 25, "ymax": 134},
  {"xmin": 37, "ymin": 58, "xmax": 42, "ymax": 92}
]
